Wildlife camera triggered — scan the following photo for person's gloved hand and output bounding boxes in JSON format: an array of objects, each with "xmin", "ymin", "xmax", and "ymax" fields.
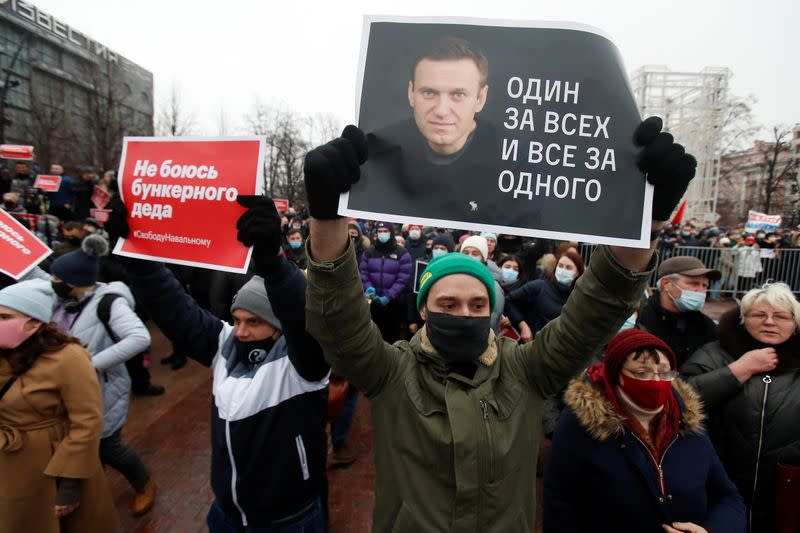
[
  {"xmin": 634, "ymin": 117, "xmax": 697, "ymax": 221},
  {"xmin": 236, "ymin": 195, "xmax": 282, "ymax": 274},
  {"xmin": 364, "ymin": 287, "xmax": 377, "ymax": 300},
  {"xmin": 378, "ymin": 296, "xmax": 390, "ymax": 306},
  {"xmin": 103, "ymin": 197, "xmax": 130, "ymax": 245},
  {"xmin": 303, "ymin": 125, "xmax": 368, "ymax": 219}
]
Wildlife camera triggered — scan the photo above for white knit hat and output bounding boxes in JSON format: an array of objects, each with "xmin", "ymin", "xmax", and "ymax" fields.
[{"xmin": 461, "ymin": 236, "xmax": 489, "ymax": 262}]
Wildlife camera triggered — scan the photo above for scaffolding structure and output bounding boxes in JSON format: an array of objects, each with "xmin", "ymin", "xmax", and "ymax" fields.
[{"xmin": 631, "ymin": 66, "xmax": 731, "ymax": 221}]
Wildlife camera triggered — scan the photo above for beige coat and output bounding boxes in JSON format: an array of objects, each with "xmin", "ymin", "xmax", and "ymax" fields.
[{"xmin": 0, "ymin": 343, "xmax": 117, "ymax": 533}]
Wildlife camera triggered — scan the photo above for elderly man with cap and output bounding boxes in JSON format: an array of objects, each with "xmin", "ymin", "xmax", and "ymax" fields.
[
  {"xmin": 638, "ymin": 256, "xmax": 721, "ymax": 366},
  {"xmin": 103, "ymin": 196, "xmax": 330, "ymax": 532},
  {"xmin": 301, "ymin": 117, "xmax": 698, "ymax": 531}
]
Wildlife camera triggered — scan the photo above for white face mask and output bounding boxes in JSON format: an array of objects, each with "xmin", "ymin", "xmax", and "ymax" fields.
[
  {"xmin": 409, "ymin": 229, "xmax": 421, "ymax": 240},
  {"xmin": 554, "ymin": 266, "xmax": 575, "ymax": 286}
]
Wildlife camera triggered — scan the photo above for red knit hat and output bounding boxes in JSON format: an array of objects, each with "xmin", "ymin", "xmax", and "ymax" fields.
[{"xmin": 604, "ymin": 329, "xmax": 676, "ymax": 384}]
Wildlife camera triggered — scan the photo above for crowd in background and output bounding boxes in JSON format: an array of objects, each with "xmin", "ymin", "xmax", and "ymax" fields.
[{"xmin": 1, "ymin": 158, "xmax": 799, "ymax": 532}]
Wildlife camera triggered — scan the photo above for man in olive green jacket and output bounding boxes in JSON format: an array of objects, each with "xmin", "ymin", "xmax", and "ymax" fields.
[{"xmin": 302, "ymin": 118, "xmax": 696, "ymax": 531}]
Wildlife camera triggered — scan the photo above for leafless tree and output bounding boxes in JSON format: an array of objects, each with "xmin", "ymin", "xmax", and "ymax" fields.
[
  {"xmin": 244, "ymin": 102, "xmax": 339, "ymax": 209},
  {"xmin": 156, "ymin": 84, "xmax": 196, "ymax": 137},
  {"xmin": 755, "ymin": 126, "xmax": 797, "ymax": 214}
]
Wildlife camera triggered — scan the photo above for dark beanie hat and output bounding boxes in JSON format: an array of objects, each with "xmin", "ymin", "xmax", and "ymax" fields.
[
  {"xmin": 604, "ymin": 329, "xmax": 676, "ymax": 384},
  {"xmin": 51, "ymin": 234, "xmax": 108, "ymax": 286},
  {"xmin": 431, "ymin": 232, "xmax": 455, "ymax": 252}
]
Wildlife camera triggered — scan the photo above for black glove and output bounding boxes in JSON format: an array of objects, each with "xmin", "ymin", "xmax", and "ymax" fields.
[
  {"xmin": 633, "ymin": 116, "xmax": 697, "ymax": 221},
  {"xmin": 103, "ymin": 196, "xmax": 130, "ymax": 246},
  {"xmin": 303, "ymin": 125, "xmax": 368, "ymax": 219},
  {"xmin": 236, "ymin": 195, "xmax": 283, "ymax": 274}
]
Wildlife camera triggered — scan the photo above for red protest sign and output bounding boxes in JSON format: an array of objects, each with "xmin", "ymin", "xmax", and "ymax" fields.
[
  {"xmin": 33, "ymin": 174, "xmax": 62, "ymax": 192},
  {"xmin": 0, "ymin": 144, "xmax": 34, "ymax": 160},
  {"xmin": 91, "ymin": 185, "xmax": 111, "ymax": 209},
  {"xmin": 90, "ymin": 208, "xmax": 111, "ymax": 225},
  {"xmin": 0, "ymin": 209, "xmax": 52, "ymax": 279},
  {"xmin": 498, "ymin": 323, "xmax": 521, "ymax": 341},
  {"xmin": 113, "ymin": 137, "xmax": 266, "ymax": 273},
  {"xmin": 273, "ymin": 198, "xmax": 289, "ymax": 213}
]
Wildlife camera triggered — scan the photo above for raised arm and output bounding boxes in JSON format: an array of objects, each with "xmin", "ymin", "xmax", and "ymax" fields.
[
  {"xmin": 235, "ymin": 195, "xmax": 329, "ymax": 382},
  {"xmin": 303, "ymin": 127, "xmax": 406, "ymax": 396},
  {"xmin": 103, "ymin": 199, "xmax": 223, "ymax": 366}
]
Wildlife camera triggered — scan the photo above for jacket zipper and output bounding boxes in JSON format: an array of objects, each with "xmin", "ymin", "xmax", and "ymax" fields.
[
  {"xmin": 631, "ymin": 433, "xmax": 678, "ymax": 498},
  {"xmin": 748, "ymin": 374, "xmax": 771, "ymax": 533},
  {"xmin": 480, "ymin": 400, "xmax": 496, "ymax": 483},
  {"xmin": 225, "ymin": 419, "xmax": 248, "ymax": 526}
]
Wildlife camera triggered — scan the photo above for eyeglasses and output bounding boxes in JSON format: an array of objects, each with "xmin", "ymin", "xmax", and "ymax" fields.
[
  {"xmin": 624, "ymin": 370, "xmax": 679, "ymax": 381},
  {"xmin": 745, "ymin": 312, "xmax": 795, "ymax": 323}
]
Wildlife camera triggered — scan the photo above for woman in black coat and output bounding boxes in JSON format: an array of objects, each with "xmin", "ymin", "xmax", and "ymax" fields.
[{"xmin": 681, "ymin": 282, "xmax": 800, "ymax": 533}]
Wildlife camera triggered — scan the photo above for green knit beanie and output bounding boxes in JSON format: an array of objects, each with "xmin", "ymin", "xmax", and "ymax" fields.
[{"xmin": 416, "ymin": 253, "xmax": 496, "ymax": 312}]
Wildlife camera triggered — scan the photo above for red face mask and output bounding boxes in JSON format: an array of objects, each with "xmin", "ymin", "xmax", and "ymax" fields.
[{"xmin": 620, "ymin": 374, "xmax": 673, "ymax": 409}]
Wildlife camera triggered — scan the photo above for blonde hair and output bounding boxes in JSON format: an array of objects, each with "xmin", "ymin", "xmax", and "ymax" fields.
[{"xmin": 740, "ymin": 282, "xmax": 800, "ymax": 329}]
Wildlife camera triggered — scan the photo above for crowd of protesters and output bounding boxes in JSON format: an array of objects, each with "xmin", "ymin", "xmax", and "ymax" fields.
[{"xmin": 0, "ymin": 119, "xmax": 797, "ymax": 533}]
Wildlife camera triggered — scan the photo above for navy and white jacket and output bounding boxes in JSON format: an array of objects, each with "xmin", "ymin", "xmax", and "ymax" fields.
[{"xmin": 125, "ymin": 257, "xmax": 329, "ymax": 528}]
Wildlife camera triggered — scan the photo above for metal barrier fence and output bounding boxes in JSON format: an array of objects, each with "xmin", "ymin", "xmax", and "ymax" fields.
[{"xmin": 578, "ymin": 245, "xmax": 800, "ymax": 296}]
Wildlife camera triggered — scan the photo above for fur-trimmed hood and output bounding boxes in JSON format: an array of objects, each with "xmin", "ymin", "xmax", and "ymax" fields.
[{"xmin": 563, "ymin": 376, "xmax": 705, "ymax": 441}]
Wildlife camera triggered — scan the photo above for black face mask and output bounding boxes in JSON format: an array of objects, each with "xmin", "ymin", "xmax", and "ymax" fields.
[
  {"xmin": 425, "ymin": 311, "xmax": 490, "ymax": 365},
  {"xmin": 66, "ymin": 237, "xmax": 82, "ymax": 246},
  {"xmin": 52, "ymin": 280, "xmax": 73, "ymax": 300},
  {"xmin": 234, "ymin": 338, "xmax": 276, "ymax": 366}
]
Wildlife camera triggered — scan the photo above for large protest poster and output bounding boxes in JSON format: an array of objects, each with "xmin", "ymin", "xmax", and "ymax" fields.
[
  {"xmin": 0, "ymin": 209, "xmax": 52, "ymax": 279},
  {"xmin": 341, "ymin": 17, "xmax": 652, "ymax": 248},
  {"xmin": 113, "ymin": 137, "xmax": 266, "ymax": 273}
]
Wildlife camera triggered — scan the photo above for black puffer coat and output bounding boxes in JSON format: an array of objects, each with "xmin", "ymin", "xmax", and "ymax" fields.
[{"xmin": 680, "ymin": 309, "xmax": 800, "ymax": 533}]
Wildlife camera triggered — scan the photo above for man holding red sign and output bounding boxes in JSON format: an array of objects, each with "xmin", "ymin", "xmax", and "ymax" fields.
[{"xmin": 104, "ymin": 194, "xmax": 330, "ymax": 531}]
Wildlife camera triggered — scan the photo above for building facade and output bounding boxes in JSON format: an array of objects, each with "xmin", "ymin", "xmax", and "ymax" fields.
[
  {"xmin": 0, "ymin": 0, "xmax": 153, "ymax": 173},
  {"xmin": 717, "ymin": 124, "xmax": 800, "ymax": 227}
]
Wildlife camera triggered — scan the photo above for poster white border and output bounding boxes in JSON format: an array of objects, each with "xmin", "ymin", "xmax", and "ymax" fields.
[
  {"xmin": 112, "ymin": 135, "xmax": 266, "ymax": 273},
  {"xmin": 345, "ymin": 15, "xmax": 653, "ymax": 249}
]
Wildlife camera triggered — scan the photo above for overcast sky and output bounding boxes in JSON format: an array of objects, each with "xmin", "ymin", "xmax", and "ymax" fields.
[{"xmin": 34, "ymin": 0, "xmax": 799, "ymax": 139}]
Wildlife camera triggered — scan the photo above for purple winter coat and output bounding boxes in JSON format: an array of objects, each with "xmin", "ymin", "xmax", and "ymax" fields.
[{"xmin": 359, "ymin": 244, "xmax": 412, "ymax": 301}]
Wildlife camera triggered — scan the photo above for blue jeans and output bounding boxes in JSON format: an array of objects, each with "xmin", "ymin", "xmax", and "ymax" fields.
[
  {"xmin": 331, "ymin": 386, "xmax": 359, "ymax": 448},
  {"xmin": 206, "ymin": 498, "xmax": 324, "ymax": 533}
]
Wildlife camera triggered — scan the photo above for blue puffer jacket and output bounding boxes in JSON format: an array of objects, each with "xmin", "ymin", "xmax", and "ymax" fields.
[
  {"xmin": 543, "ymin": 376, "xmax": 746, "ymax": 533},
  {"xmin": 359, "ymin": 242, "xmax": 412, "ymax": 301}
]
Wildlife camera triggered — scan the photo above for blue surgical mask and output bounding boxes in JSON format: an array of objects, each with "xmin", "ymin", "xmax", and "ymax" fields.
[
  {"xmin": 431, "ymin": 248, "xmax": 447, "ymax": 259},
  {"xmin": 289, "ymin": 241, "xmax": 302, "ymax": 249},
  {"xmin": 501, "ymin": 268, "xmax": 519, "ymax": 284},
  {"xmin": 377, "ymin": 232, "xmax": 391, "ymax": 243},
  {"xmin": 554, "ymin": 267, "xmax": 575, "ymax": 286},
  {"xmin": 670, "ymin": 287, "xmax": 706, "ymax": 312},
  {"xmin": 409, "ymin": 229, "xmax": 421, "ymax": 240},
  {"xmin": 619, "ymin": 313, "xmax": 637, "ymax": 333}
]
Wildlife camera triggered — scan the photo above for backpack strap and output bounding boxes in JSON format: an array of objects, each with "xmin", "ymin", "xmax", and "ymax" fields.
[
  {"xmin": 0, "ymin": 374, "xmax": 19, "ymax": 401},
  {"xmin": 96, "ymin": 293, "xmax": 123, "ymax": 343}
]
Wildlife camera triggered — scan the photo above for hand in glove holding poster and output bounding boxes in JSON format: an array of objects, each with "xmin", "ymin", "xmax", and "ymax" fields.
[
  {"xmin": 634, "ymin": 116, "xmax": 697, "ymax": 221},
  {"xmin": 236, "ymin": 195, "xmax": 283, "ymax": 275}
]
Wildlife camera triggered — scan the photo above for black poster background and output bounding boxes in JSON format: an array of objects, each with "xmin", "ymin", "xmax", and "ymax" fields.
[{"xmin": 343, "ymin": 18, "xmax": 650, "ymax": 247}]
